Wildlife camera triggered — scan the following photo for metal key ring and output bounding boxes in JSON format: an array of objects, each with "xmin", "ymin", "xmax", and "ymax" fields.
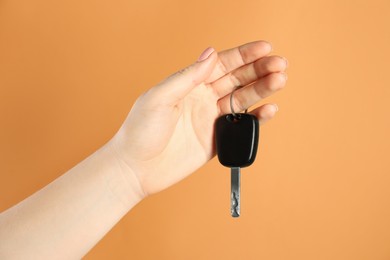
[{"xmin": 230, "ymin": 87, "xmax": 248, "ymax": 118}]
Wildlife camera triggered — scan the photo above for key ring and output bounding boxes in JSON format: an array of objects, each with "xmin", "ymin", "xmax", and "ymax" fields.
[{"xmin": 230, "ymin": 87, "xmax": 248, "ymax": 118}]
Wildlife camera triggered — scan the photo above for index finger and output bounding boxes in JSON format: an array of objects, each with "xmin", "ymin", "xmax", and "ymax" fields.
[{"xmin": 205, "ymin": 41, "xmax": 272, "ymax": 83}]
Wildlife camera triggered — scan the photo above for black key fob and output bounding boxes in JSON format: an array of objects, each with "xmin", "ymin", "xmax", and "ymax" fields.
[{"xmin": 215, "ymin": 113, "xmax": 259, "ymax": 168}]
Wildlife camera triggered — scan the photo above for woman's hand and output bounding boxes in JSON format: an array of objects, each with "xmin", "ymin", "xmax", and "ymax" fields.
[
  {"xmin": 0, "ymin": 42, "xmax": 287, "ymax": 259},
  {"xmin": 110, "ymin": 41, "xmax": 288, "ymax": 197}
]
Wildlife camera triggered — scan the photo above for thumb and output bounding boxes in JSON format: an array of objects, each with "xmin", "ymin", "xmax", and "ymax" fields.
[{"xmin": 152, "ymin": 47, "xmax": 218, "ymax": 104}]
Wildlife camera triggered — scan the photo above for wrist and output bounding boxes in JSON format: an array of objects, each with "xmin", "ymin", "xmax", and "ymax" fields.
[{"xmin": 99, "ymin": 140, "xmax": 147, "ymax": 209}]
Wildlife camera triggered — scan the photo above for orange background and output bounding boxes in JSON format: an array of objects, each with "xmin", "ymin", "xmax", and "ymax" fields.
[{"xmin": 1, "ymin": 0, "xmax": 390, "ymax": 259}]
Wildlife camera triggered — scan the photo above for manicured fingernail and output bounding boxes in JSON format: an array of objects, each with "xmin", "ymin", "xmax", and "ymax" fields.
[{"xmin": 197, "ymin": 47, "xmax": 214, "ymax": 62}]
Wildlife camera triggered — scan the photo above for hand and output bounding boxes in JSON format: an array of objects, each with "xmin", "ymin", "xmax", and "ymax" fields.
[{"xmin": 109, "ymin": 41, "xmax": 287, "ymax": 197}]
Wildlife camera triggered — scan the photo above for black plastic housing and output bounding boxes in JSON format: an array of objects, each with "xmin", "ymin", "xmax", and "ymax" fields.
[{"xmin": 215, "ymin": 113, "xmax": 259, "ymax": 168}]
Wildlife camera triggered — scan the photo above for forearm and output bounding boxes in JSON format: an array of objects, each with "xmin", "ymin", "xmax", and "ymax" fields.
[{"xmin": 0, "ymin": 141, "xmax": 144, "ymax": 259}]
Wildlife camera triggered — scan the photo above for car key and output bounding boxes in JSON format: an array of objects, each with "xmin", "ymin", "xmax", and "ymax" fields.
[{"xmin": 215, "ymin": 112, "xmax": 259, "ymax": 217}]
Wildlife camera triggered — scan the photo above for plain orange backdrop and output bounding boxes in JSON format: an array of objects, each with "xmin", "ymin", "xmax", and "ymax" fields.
[{"xmin": 1, "ymin": 0, "xmax": 390, "ymax": 259}]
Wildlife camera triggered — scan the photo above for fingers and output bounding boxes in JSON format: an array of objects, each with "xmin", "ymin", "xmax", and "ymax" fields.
[
  {"xmin": 249, "ymin": 103, "xmax": 279, "ymax": 125},
  {"xmin": 217, "ymin": 72, "xmax": 287, "ymax": 115},
  {"xmin": 205, "ymin": 41, "xmax": 272, "ymax": 84},
  {"xmin": 150, "ymin": 47, "xmax": 218, "ymax": 105},
  {"xmin": 211, "ymin": 55, "xmax": 288, "ymax": 98}
]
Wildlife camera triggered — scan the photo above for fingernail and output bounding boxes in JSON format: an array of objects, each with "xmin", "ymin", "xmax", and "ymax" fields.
[
  {"xmin": 274, "ymin": 104, "xmax": 279, "ymax": 112},
  {"xmin": 197, "ymin": 47, "xmax": 214, "ymax": 62}
]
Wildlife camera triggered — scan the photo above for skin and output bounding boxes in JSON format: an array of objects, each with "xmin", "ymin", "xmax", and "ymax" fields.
[{"xmin": 0, "ymin": 41, "xmax": 287, "ymax": 259}]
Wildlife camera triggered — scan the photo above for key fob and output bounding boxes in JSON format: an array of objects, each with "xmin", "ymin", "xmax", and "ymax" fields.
[{"xmin": 215, "ymin": 113, "xmax": 259, "ymax": 168}]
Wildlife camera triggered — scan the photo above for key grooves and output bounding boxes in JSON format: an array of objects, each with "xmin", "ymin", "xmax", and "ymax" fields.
[
  {"xmin": 231, "ymin": 192, "xmax": 240, "ymax": 217},
  {"xmin": 231, "ymin": 168, "xmax": 241, "ymax": 218}
]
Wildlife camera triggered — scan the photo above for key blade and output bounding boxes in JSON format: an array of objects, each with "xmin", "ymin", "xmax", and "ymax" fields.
[{"xmin": 231, "ymin": 167, "xmax": 240, "ymax": 217}]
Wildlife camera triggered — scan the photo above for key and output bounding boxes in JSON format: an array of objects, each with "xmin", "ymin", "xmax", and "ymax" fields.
[{"xmin": 215, "ymin": 113, "xmax": 259, "ymax": 217}]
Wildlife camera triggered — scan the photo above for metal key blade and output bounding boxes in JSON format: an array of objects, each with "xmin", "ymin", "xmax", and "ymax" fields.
[{"xmin": 231, "ymin": 167, "xmax": 241, "ymax": 217}]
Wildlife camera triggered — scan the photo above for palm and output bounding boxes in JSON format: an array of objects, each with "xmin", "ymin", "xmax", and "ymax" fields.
[
  {"xmin": 170, "ymin": 83, "xmax": 220, "ymax": 158},
  {"xmin": 119, "ymin": 83, "xmax": 220, "ymax": 195},
  {"xmin": 113, "ymin": 41, "xmax": 287, "ymax": 195}
]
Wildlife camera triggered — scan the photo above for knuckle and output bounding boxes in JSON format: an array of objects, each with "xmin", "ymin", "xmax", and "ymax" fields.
[
  {"xmin": 176, "ymin": 66, "xmax": 190, "ymax": 76},
  {"xmin": 229, "ymin": 73, "xmax": 242, "ymax": 88}
]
